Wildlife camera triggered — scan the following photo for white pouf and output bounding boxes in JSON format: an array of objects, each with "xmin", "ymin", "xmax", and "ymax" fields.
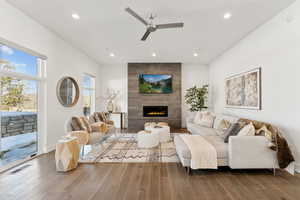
[
  {"xmin": 150, "ymin": 126, "xmax": 171, "ymax": 143},
  {"xmin": 137, "ymin": 131, "xmax": 159, "ymax": 148}
]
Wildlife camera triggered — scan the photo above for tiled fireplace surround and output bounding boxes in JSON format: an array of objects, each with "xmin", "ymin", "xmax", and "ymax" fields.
[{"xmin": 128, "ymin": 63, "xmax": 182, "ymax": 132}]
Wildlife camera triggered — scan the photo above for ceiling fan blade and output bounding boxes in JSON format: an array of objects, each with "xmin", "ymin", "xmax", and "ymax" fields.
[
  {"xmin": 125, "ymin": 7, "xmax": 148, "ymax": 26},
  {"xmin": 156, "ymin": 23, "xmax": 184, "ymax": 29},
  {"xmin": 141, "ymin": 30, "xmax": 151, "ymax": 41}
]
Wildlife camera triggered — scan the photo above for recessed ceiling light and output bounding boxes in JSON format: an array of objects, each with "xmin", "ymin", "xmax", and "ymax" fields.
[
  {"xmin": 109, "ymin": 53, "xmax": 115, "ymax": 57},
  {"xmin": 193, "ymin": 53, "xmax": 198, "ymax": 57},
  {"xmin": 72, "ymin": 13, "xmax": 80, "ymax": 20},
  {"xmin": 223, "ymin": 12, "xmax": 232, "ymax": 19},
  {"xmin": 152, "ymin": 52, "xmax": 157, "ymax": 57}
]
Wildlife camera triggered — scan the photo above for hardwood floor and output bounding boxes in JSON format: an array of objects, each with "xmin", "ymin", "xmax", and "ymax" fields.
[{"xmin": 0, "ymin": 151, "xmax": 300, "ymax": 200}]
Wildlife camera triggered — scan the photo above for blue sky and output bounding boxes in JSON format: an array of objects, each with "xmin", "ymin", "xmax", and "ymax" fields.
[
  {"xmin": 0, "ymin": 44, "xmax": 38, "ymax": 76},
  {"xmin": 0, "ymin": 44, "xmax": 38, "ymax": 94},
  {"xmin": 141, "ymin": 74, "xmax": 172, "ymax": 83}
]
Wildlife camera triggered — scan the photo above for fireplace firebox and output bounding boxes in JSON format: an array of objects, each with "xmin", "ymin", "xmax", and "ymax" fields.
[{"xmin": 143, "ymin": 106, "xmax": 168, "ymax": 117}]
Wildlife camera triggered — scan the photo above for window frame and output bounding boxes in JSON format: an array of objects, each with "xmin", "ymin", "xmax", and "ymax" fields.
[
  {"xmin": 0, "ymin": 38, "xmax": 47, "ymax": 172},
  {"xmin": 82, "ymin": 73, "xmax": 96, "ymax": 116}
]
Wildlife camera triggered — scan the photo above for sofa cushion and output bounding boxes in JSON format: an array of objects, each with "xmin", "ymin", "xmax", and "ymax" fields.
[
  {"xmin": 174, "ymin": 135, "xmax": 228, "ymax": 160},
  {"xmin": 198, "ymin": 112, "xmax": 216, "ymax": 128},
  {"xmin": 187, "ymin": 122, "xmax": 218, "ymax": 136},
  {"xmin": 203, "ymin": 136, "xmax": 229, "ymax": 159}
]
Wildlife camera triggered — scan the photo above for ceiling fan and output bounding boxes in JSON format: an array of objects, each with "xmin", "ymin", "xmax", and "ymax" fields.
[{"xmin": 125, "ymin": 7, "xmax": 184, "ymax": 41}]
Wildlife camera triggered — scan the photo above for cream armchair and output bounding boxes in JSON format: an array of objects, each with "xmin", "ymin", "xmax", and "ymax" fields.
[{"xmin": 64, "ymin": 116, "xmax": 115, "ymax": 157}]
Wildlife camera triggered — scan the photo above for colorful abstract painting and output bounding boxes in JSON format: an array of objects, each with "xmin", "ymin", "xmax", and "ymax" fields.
[{"xmin": 225, "ymin": 68, "xmax": 261, "ymax": 110}]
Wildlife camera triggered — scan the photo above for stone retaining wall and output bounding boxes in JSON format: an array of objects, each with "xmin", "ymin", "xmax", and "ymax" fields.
[{"xmin": 1, "ymin": 114, "xmax": 37, "ymax": 138}]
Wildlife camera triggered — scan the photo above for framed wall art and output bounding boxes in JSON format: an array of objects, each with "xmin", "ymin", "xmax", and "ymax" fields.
[{"xmin": 225, "ymin": 68, "xmax": 261, "ymax": 110}]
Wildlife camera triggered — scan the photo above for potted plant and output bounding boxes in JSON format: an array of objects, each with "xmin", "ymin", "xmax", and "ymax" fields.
[{"xmin": 185, "ymin": 85, "xmax": 208, "ymax": 112}]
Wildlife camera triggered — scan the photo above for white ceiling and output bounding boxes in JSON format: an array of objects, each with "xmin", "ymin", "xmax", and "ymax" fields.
[{"xmin": 8, "ymin": 0, "xmax": 294, "ymax": 65}]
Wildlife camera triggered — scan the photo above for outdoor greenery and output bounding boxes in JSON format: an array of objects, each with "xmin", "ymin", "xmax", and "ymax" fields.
[
  {"xmin": 0, "ymin": 59, "xmax": 26, "ymax": 111},
  {"xmin": 185, "ymin": 85, "xmax": 209, "ymax": 112}
]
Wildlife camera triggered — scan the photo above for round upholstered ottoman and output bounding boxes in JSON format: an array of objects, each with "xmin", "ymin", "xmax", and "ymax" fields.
[
  {"xmin": 137, "ymin": 131, "xmax": 159, "ymax": 148},
  {"xmin": 150, "ymin": 126, "xmax": 171, "ymax": 143}
]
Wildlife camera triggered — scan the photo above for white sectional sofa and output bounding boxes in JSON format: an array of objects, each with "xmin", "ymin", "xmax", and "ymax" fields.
[{"xmin": 174, "ymin": 113, "xmax": 278, "ymax": 170}]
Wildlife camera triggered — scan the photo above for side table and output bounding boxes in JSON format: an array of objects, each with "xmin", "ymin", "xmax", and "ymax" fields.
[{"xmin": 55, "ymin": 137, "xmax": 80, "ymax": 172}]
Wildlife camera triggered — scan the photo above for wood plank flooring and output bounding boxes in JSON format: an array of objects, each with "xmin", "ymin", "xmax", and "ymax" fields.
[
  {"xmin": 0, "ymin": 129, "xmax": 299, "ymax": 200},
  {"xmin": 0, "ymin": 152, "xmax": 300, "ymax": 200}
]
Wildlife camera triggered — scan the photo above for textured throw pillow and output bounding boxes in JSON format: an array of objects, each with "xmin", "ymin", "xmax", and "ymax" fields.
[
  {"xmin": 71, "ymin": 117, "xmax": 86, "ymax": 131},
  {"xmin": 93, "ymin": 113, "xmax": 101, "ymax": 122},
  {"xmin": 224, "ymin": 123, "xmax": 242, "ymax": 143},
  {"xmin": 198, "ymin": 113, "xmax": 216, "ymax": 128},
  {"xmin": 237, "ymin": 123, "xmax": 255, "ymax": 136},
  {"xmin": 217, "ymin": 119, "xmax": 231, "ymax": 131},
  {"xmin": 256, "ymin": 125, "xmax": 274, "ymax": 142},
  {"xmin": 100, "ymin": 112, "xmax": 108, "ymax": 122},
  {"xmin": 80, "ymin": 117, "xmax": 92, "ymax": 133}
]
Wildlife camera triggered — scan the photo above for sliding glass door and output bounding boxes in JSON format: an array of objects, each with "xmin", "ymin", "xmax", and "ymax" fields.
[
  {"xmin": 0, "ymin": 43, "xmax": 43, "ymax": 168},
  {"xmin": 0, "ymin": 77, "xmax": 38, "ymax": 167}
]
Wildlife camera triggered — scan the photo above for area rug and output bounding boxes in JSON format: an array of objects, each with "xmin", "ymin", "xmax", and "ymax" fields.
[{"xmin": 79, "ymin": 133, "xmax": 180, "ymax": 163}]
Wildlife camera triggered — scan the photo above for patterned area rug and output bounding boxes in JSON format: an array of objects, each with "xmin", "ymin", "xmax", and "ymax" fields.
[{"xmin": 79, "ymin": 133, "xmax": 179, "ymax": 163}]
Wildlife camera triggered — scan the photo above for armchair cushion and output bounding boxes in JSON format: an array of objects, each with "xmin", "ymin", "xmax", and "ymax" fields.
[
  {"xmin": 91, "ymin": 122, "xmax": 108, "ymax": 133},
  {"xmin": 68, "ymin": 131, "xmax": 89, "ymax": 146}
]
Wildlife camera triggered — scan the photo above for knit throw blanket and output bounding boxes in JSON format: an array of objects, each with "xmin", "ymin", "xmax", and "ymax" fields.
[{"xmin": 180, "ymin": 135, "xmax": 217, "ymax": 169}]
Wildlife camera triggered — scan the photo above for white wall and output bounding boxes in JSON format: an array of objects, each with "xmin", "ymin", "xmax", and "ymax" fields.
[
  {"xmin": 0, "ymin": 0, "xmax": 101, "ymax": 152},
  {"xmin": 98, "ymin": 63, "xmax": 209, "ymax": 128},
  {"xmin": 209, "ymin": 1, "xmax": 300, "ymax": 171},
  {"xmin": 181, "ymin": 64, "xmax": 209, "ymax": 127},
  {"xmin": 99, "ymin": 64, "xmax": 128, "ymax": 113}
]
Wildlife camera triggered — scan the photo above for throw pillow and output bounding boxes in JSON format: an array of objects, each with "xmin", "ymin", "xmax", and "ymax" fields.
[
  {"xmin": 224, "ymin": 123, "xmax": 242, "ymax": 143},
  {"xmin": 217, "ymin": 119, "xmax": 231, "ymax": 131},
  {"xmin": 93, "ymin": 113, "xmax": 101, "ymax": 122},
  {"xmin": 256, "ymin": 125, "xmax": 274, "ymax": 142},
  {"xmin": 216, "ymin": 129, "xmax": 228, "ymax": 139},
  {"xmin": 70, "ymin": 117, "xmax": 86, "ymax": 131},
  {"xmin": 80, "ymin": 117, "xmax": 92, "ymax": 133},
  {"xmin": 237, "ymin": 122, "xmax": 255, "ymax": 136},
  {"xmin": 100, "ymin": 112, "xmax": 108, "ymax": 122},
  {"xmin": 193, "ymin": 112, "xmax": 202, "ymax": 124},
  {"xmin": 198, "ymin": 113, "xmax": 216, "ymax": 128}
]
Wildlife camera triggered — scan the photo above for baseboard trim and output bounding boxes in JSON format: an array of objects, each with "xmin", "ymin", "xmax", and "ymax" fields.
[
  {"xmin": 46, "ymin": 145, "xmax": 55, "ymax": 153},
  {"xmin": 295, "ymin": 162, "xmax": 300, "ymax": 173}
]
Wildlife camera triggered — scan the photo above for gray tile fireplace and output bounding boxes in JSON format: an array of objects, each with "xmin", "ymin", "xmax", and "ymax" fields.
[{"xmin": 128, "ymin": 63, "xmax": 182, "ymax": 132}]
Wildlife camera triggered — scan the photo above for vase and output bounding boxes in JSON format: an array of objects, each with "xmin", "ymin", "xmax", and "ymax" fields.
[{"xmin": 106, "ymin": 100, "xmax": 114, "ymax": 113}]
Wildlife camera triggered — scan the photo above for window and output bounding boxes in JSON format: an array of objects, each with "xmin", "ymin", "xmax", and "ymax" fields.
[
  {"xmin": 82, "ymin": 74, "xmax": 95, "ymax": 116},
  {"xmin": 0, "ymin": 43, "xmax": 45, "ymax": 169},
  {"xmin": 0, "ymin": 44, "xmax": 38, "ymax": 76}
]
